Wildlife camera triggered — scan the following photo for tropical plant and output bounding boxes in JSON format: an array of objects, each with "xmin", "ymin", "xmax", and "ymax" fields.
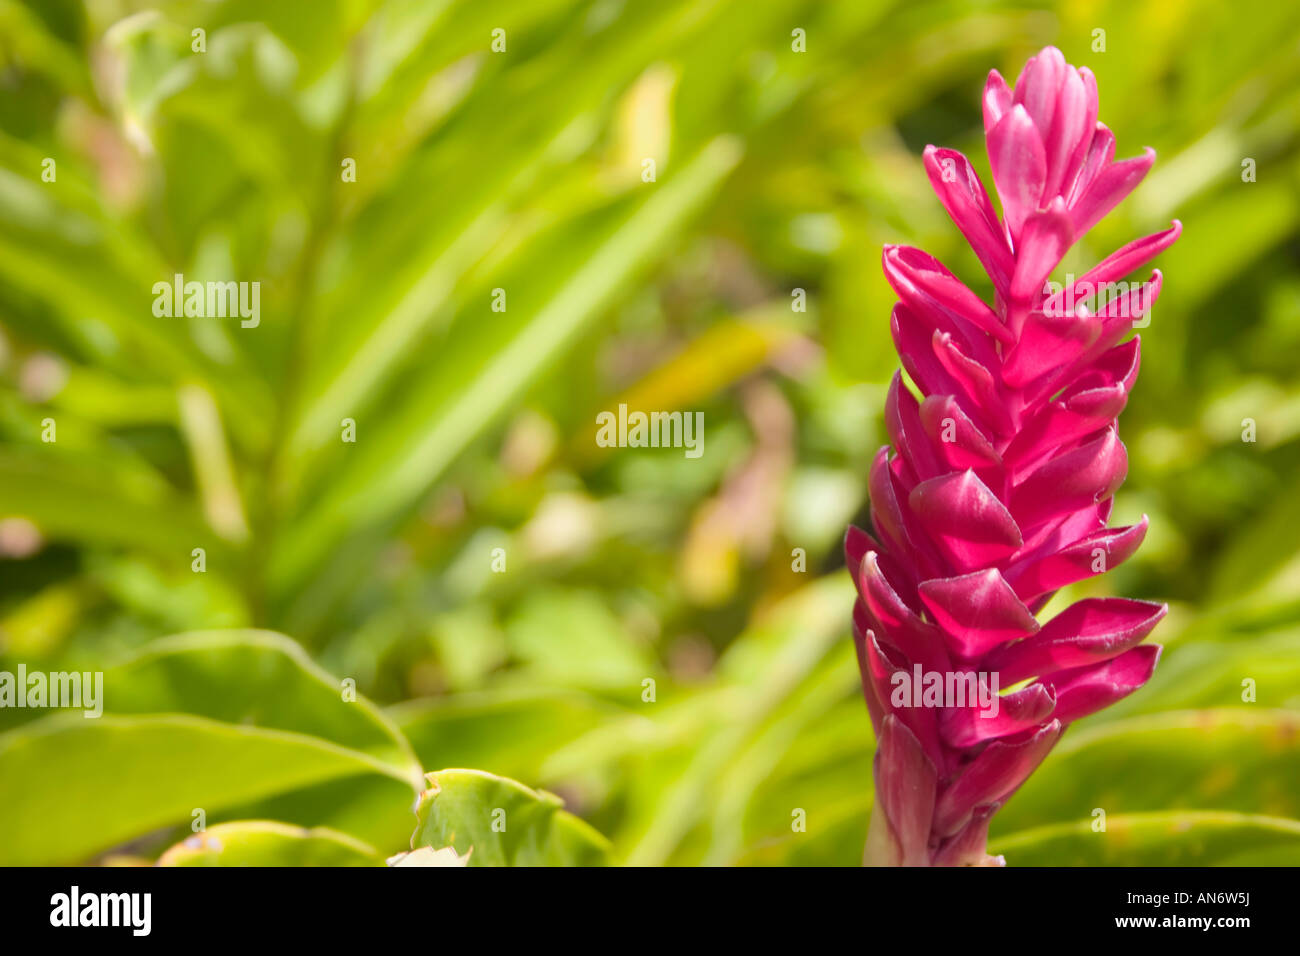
[{"xmin": 1, "ymin": 0, "xmax": 1298, "ymax": 866}]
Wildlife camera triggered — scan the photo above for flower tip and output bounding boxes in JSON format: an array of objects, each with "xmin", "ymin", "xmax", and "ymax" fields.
[
  {"xmin": 1037, "ymin": 45, "xmax": 1066, "ymax": 69},
  {"xmin": 983, "ymin": 70, "xmax": 1013, "ymax": 132}
]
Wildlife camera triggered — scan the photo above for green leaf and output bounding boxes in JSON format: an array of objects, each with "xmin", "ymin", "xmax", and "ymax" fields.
[
  {"xmin": 409, "ymin": 768, "xmax": 612, "ymax": 867},
  {"xmin": 0, "ymin": 631, "xmax": 429, "ymax": 858},
  {"xmin": 992, "ymin": 811, "xmax": 1300, "ymax": 866},
  {"xmin": 1098, "ymin": 628, "xmax": 1300, "ymax": 721},
  {"xmin": 107, "ymin": 630, "xmax": 422, "ymax": 775},
  {"xmin": 994, "ymin": 709, "xmax": 1300, "ymax": 836},
  {"xmin": 0, "ymin": 714, "xmax": 419, "ymax": 865},
  {"xmin": 157, "ymin": 820, "xmax": 383, "ymax": 866},
  {"xmin": 217, "ymin": 773, "xmax": 420, "ymax": 857}
]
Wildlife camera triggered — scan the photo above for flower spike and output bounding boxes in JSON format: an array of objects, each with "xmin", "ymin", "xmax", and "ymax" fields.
[{"xmin": 850, "ymin": 46, "xmax": 1177, "ymax": 867}]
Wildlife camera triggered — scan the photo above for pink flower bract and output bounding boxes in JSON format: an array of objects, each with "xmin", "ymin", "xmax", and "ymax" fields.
[{"xmin": 848, "ymin": 46, "xmax": 1178, "ymax": 867}]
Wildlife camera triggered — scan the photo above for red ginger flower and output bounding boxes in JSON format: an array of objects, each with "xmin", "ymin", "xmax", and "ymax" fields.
[{"xmin": 848, "ymin": 46, "xmax": 1179, "ymax": 866}]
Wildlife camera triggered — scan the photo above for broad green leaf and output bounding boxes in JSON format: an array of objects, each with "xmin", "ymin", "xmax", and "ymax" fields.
[
  {"xmin": 106, "ymin": 630, "xmax": 422, "ymax": 775},
  {"xmin": 410, "ymin": 768, "xmax": 611, "ymax": 867},
  {"xmin": 1099, "ymin": 628, "xmax": 1300, "ymax": 720},
  {"xmin": 993, "ymin": 811, "xmax": 1300, "ymax": 866},
  {"xmin": 0, "ymin": 630, "xmax": 428, "ymax": 855},
  {"xmin": 0, "ymin": 714, "xmax": 418, "ymax": 865},
  {"xmin": 157, "ymin": 820, "xmax": 383, "ymax": 866},
  {"xmin": 994, "ymin": 709, "xmax": 1300, "ymax": 836},
  {"xmin": 218, "ymin": 773, "xmax": 421, "ymax": 857}
]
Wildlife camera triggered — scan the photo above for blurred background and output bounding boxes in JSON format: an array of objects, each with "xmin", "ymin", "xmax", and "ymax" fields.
[{"xmin": 1, "ymin": 0, "xmax": 1299, "ymax": 865}]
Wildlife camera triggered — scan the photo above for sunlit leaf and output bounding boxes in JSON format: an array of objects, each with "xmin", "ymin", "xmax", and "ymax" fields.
[
  {"xmin": 157, "ymin": 820, "xmax": 383, "ymax": 866},
  {"xmin": 410, "ymin": 768, "xmax": 612, "ymax": 866}
]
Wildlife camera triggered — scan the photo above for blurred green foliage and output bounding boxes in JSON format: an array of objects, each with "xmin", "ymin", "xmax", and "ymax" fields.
[{"xmin": 0, "ymin": 0, "xmax": 1298, "ymax": 865}]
